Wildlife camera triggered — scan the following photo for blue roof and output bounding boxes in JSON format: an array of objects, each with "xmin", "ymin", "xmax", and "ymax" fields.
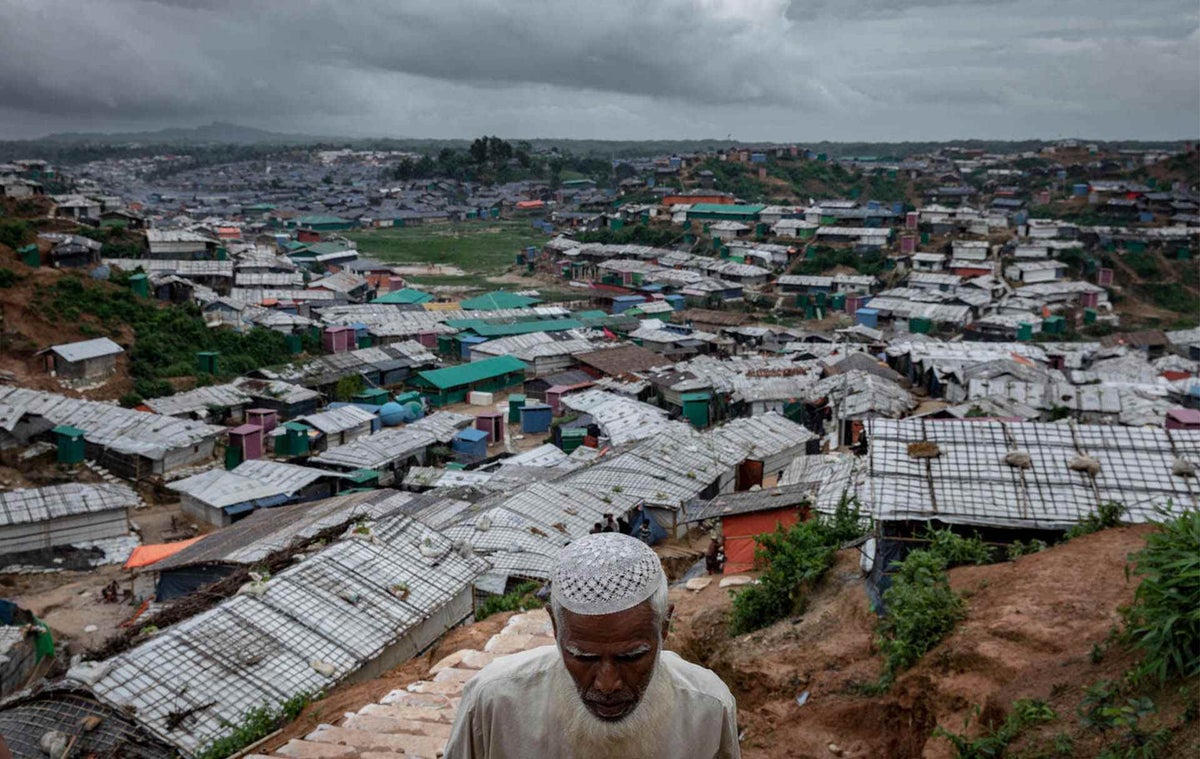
[{"xmin": 454, "ymin": 428, "xmax": 490, "ymax": 442}]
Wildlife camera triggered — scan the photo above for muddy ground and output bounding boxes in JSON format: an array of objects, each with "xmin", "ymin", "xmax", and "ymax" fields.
[{"xmin": 669, "ymin": 524, "xmax": 1199, "ymax": 758}]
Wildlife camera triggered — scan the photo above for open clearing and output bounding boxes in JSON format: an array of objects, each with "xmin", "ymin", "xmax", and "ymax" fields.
[{"xmin": 345, "ymin": 222, "xmax": 550, "ymax": 287}]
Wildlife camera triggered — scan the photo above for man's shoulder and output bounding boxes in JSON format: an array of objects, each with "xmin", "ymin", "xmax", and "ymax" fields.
[
  {"xmin": 464, "ymin": 645, "xmax": 561, "ymax": 695},
  {"xmin": 660, "ymin": 650, "xmax": 736, "ymax": 710}
]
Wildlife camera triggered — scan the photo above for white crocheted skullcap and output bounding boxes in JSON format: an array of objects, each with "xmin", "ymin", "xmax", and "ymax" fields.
[{"xmin": 552, "ymin": 532, "xmax": 665, "ymax": 616}]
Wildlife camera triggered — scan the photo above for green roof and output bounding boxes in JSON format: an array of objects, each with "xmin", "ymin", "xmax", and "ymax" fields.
[
  {"xmin": 52, "ymin": 425, "xmax": 85, "ymax": 438},
  {"xmin": 372, "ymin": 288, "xmax": 434, "ymax": 305},
  {"xmin": 572, "ymin": 310, "xmax": 608, "ymax": 319},
  {"xmin": 689, "ymin": 203, "xmax": 767, "ymax": 216},
  {"xmin": 444, "ymin": 314, "xmax": 632, "ymax": 338},
  {"xmin": 458, "ymin": 290, "xmax": 542, "ymax": 310},
  {"xmin": 345, "ymin": 469, "xmax": 380, "ymax": 484},
  {"xmin": 413, "ymin": 356, "xmax": 528, "ymax": 390},
  {"xmin": 304, "ymin": 242, "xmax": 355, "ymax": 256},
  {"xmin": 466, "ymin": 319, "xmax": 582, "ymax": 338}
]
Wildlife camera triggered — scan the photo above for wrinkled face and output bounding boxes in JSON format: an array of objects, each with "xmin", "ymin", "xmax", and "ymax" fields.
[{"xmin": 553, "ymin": 601, "xmax": 665, "ymax": 722}]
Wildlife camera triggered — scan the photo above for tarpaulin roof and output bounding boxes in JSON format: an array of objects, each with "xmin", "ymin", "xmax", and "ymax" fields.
[{"xmin": 123, "ymin": 537, "xmax": 204, "ymax": 569}]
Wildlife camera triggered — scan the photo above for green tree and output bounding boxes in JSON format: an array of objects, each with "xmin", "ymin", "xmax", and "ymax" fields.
[{"xmin": 0, "ymin": 219, "xmax": 31, "ymax": 249}]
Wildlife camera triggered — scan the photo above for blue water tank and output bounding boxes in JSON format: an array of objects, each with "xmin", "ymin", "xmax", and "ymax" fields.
[
  {"xmin": 379, "ymin": 402, "xmax": 406, "ymax": 427},
  {"xmin": 380, "ymin": 401, "xmax": 425, "ymax": 426}
]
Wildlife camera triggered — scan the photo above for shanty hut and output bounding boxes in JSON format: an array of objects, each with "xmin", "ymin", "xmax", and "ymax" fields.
[
  {"xmin": 231, "ymin": 377, "xmax": 322, "ymax": 420},
  {"xmin": 69, "ymin": 513, "xmax": 489, "ymax": 756},
  {"xmin": 291, "ymin": 404, "xmax": 377, "ymax": 451},
  {"xmin": 138, "ymin": 490, "xmax": 414, "ymax": 601},
  {"xmin": 305, "ymin": 411, "xmax": 468, "ymax": 486},
  {"xmin": 0, "ymin": 483, "xmax": 136, "ymax": 563},
  {"xmin": 409, "ymin": 356, "xmax": 528, "ymax": 407},
  {"xmin": 39, "ymin": 338, "xmax": 124, "ymax": 381},
  {"xmin": 684, "ymin": 484, "xmax": 815, "ymax": 572},
  {"xmin": 860, "ymin": 418, "xmax": 1200, "ymax": 603},
  {"xmin": 574, "ymin": 344, "xmax": 670, "ymax": 379},
  {"xmin": 0, "ymin": 687, "xmax": 174, "ymax": 759},
  {"xmin": 0, "ymin": 388, "xmax": 222, "ymax": 479},
  {"xmin": 0, "ymin": 602, "xmax": 46, "ymax": 698},
  {"xmin": 169, "ymin": 460, "xmax": 352, "ymax": 527}
]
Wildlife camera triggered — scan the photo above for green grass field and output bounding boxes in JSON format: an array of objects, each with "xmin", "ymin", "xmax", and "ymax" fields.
[{"xmin": 345, "ymin": 222, "xmax": 550, "ymax": 286}]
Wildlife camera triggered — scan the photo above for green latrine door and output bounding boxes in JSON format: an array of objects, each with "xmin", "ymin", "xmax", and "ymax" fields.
[
  {"xmin": 196, "ymin": 351, "xmax": 219, "ymax": 374},
  {"xmin": 680, "ymin": 392, "xmax": 711, "ymax": 429},
  {"xmin": 53, "ymin": 425, "xmax": 86, "ymax": 464}
]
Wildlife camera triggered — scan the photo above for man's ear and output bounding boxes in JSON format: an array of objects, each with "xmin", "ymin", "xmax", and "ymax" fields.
[{"xmin": 661, "ymin": 603, "xmax": 675, "ymax": 640}]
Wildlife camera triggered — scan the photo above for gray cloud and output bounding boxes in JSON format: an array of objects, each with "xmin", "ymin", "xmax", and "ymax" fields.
[{"xmin": 0, "ymin": 0, "xmax": 1195, "ymax": 140}]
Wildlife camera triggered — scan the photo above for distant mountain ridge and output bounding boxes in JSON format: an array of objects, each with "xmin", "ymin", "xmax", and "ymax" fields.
[{"xmin": 35, "ymin": 121, "xmax": 330, "ymax": 145}]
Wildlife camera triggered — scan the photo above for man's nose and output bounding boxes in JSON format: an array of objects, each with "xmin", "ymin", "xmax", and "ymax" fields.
[{"xmin": 592, "ymin": 658, "xmax": 624, "ymax": 694}]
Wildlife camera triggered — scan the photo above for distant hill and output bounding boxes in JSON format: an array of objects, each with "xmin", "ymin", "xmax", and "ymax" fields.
[
  {"xmin": 34, "ymin": 121, "xmax": 329, "ymax": 146},
  {"xmin": 3, "ymin": 123, "xmax": 1194, "ymax": 164}
]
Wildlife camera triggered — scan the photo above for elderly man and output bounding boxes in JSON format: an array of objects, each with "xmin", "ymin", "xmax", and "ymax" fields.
[{"xmin": 445, "ymin": 532, "xmax": 739, "ymax": 758}]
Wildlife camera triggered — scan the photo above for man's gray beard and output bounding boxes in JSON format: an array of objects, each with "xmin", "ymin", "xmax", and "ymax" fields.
[{"xmin": 550, "ymin": 653, "xmax": 676, "ymax": 759}]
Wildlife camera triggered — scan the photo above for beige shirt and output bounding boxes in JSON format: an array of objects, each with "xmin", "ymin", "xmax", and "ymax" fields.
[{"xmin": 444, "ymin": 646, "xmax": 740, "ymax": 759}]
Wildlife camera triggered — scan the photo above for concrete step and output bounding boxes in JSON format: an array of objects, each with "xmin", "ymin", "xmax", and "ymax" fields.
[
  {"xmin": 404, "ymin": 680, "xmax": 463, "ymax": 698},
  {"xmin": 306, "ymin": 724, "xmax": 446, "ymax": 758},
  {"xmin": 483, "ymin": 633, "xmax": 554, "ymax": 655},
  {"xmin": 378, "ymin": 691, "xmax": 453, "ymax": 709},
  {"xmin": 260, "ymin": 606, "xmax": 558, "ymax": 759},
  {"xmin": 427, "ymin": 649, "xmax": 492, "ymax": 675},
  {"xmin": 358, "ymin": 703, "xmax": 454, "ymax": 725},
  {"xmin": 341, "ymin": 714, "xmax": 452, "ymax": 742},
  {"xmin": 431, "ymin": 667, "xmax": 477, "ymax": 685},
  {"xmin": 274, "ymin": 739, "xmax": 359, "ymax": 759}
]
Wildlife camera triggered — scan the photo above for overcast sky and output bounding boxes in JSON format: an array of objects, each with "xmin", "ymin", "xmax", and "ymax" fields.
[{"xmin": 1, "ymin": 0, "xmax": 1197, "ymax": 141}]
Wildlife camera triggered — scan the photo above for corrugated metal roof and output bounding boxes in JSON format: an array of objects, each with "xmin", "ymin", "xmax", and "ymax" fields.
[
  {"xmin": 0, "ymin": 387, "xmax": 222, "ymax": 460},
  {"xmin": 447, "ymin": 412, "xmax": 816, "ymax": 583},
  {"xmin": 684, "ymin": 483, "xmax": 814, "ymax": 523},
  {"xmin": 153, "ymin": 490, "xmax": 412, "ymax": 570},
  {"xmin": 864, "ymin": 418, "xmax": 1200, "ymax": 530},
  {"xmin": 106, "ymin": 259, "xmax": 234, "ymax": 277},
  {"xmin": 168, "ymin": 461, "xmax": 347, "ymax": 510},
  {"xmin": 459, "ymin": 291, "xmax": 541, "ymax": 310},
  {"xmin": 406, "ymin": 410, "xmax": 474, "ymax": 443},
  {"xmin": 0, "ymin": 483, "xmax": 137, "ymax": 527},
  {"xmin": 143, "ymin": 384, "xmax": 253, "ymax": 418},
  {"xmin": 574, "ymin": 345, "xmax": 671, "ymax": 376},
  {"xmin": 73, "ymin": 513, "xmax": 489, "ymax": 753},
  {"xmin": 47, "ymin": 338, "xmax": 124, "ymax": 363},
  {"xmin": 806, "ymin": 371, "xmax": 916, "ymax": 418},
  {"xmin": 309, "ymin": 270, "xmax": 368, "ymax": 293},
  {"xmin": 295, "ymin": 405, "xmax": 376, "ymax": 435},
  {"xmin": 559, "ymin": 389, "xmax": 677, "ymax": 446},
  {"xmin": 413, "ymin": 356, "xmax": 527, "ymax": 390},
  {"xmin": 310, "ymin": 426, "xmax": 437, "ymax": 470},
  {"xmin": 232, "ymin": 377, "xmax": 322, "ymax": 406}
]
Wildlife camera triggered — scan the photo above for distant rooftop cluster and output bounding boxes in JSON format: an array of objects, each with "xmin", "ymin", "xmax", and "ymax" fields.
[{"xmin": 0, "ymin": 139, "xmax": 1196, "ymax": 756}]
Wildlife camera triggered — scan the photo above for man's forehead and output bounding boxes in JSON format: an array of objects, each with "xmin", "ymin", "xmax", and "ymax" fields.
[{"xmin": 560, "ymin": 603, "xmax": 657, "ymax": 643}]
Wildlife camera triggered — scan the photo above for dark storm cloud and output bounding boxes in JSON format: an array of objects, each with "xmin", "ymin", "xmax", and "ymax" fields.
[{"xmin": 0, "ymin": 0, "xmax": 1195, "ymax": 140}]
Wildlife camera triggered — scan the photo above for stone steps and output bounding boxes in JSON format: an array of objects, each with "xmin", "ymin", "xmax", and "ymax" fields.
[{"xmin": 259, "ymin": 609, "xmax": 552, "ymax": 758}]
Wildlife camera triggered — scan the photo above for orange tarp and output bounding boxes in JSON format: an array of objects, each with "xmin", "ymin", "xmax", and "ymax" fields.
[{"xmin": 123, "ymin": 537, "xmax": 204, "ymax": 569}]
